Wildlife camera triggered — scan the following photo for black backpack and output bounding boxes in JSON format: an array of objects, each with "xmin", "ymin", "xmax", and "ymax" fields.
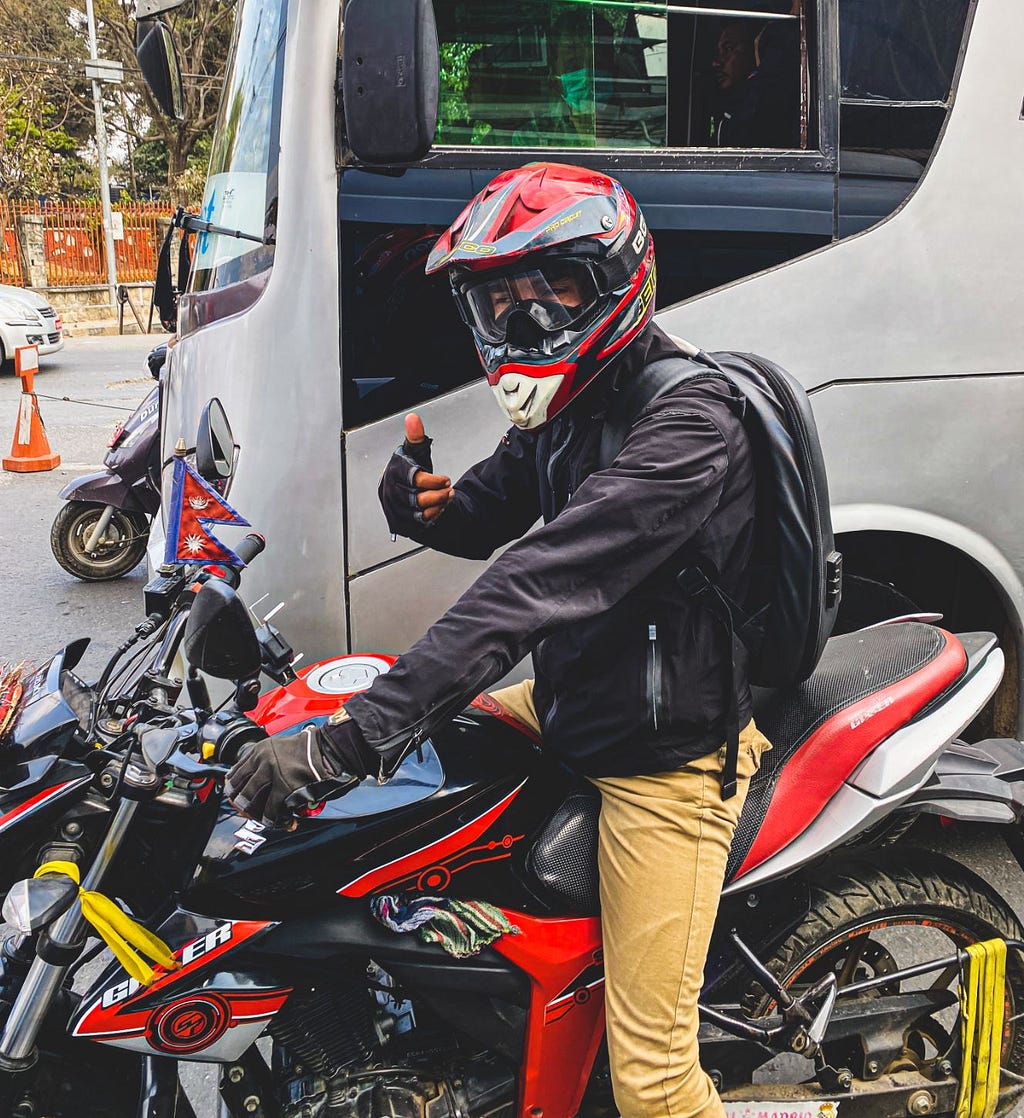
[{"xmin": 599, "ymin": 343, "xmax": 843, "ymax": 796}]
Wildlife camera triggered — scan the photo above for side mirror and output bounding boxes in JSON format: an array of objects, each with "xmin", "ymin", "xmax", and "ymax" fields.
[
  {"xmin": 195, "ymin": 398, "xmax": 234, "ymax": 484},
  {"xmin": 136, "ymin": 19, "xmax": 185, "ymax": 121},
  {"xmin": 184, "ymin": 580, "xmax": 262, "ymax": 680},
  {"xmin": 342, "ymin": 0, "xmax": 439, "ymax": 163},
  {"xmin": 3, "ymin": 874, "xmax": 79, "ymax": 934}
]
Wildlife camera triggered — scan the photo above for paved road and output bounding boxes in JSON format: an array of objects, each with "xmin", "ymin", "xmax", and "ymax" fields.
[
  {"xmin": 2, "ymin": 337, "xmax": 1024, "ymax": 1116},
  {"xmin": 0, "ymin": 335, "xmax": 156, "ymax": 675}
]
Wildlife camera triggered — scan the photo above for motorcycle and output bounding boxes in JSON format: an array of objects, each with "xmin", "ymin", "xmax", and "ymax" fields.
[
  {"xmin": 4, "ymin": 517, "xmax": 1024, "ymax": 1115},
  {"xmin": 49, "ymin": 344, "xmax": 166, "ymax": 582}
]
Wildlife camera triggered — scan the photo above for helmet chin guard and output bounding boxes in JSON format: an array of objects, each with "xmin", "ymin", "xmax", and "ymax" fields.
[
  {"xmin": 491, "ymin": 372, "xmax": 565, "ymax": 430},
  {"xmin": 428, "ymin": 162, "xmax": 657, "ymax": 428}
]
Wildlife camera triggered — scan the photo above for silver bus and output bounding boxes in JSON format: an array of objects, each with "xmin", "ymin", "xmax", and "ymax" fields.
[{"xmin": 147, "ymin": 0, "xmax": 1022, "ymax": 736}]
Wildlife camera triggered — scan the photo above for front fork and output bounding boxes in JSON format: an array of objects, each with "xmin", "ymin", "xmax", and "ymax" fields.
[
  {"xmin": 83, "ymin": 504, "xmax": 117, "ymax": 552},
  {"xmin": 0, "ymin": 798, "xmax": 140, "ymax": 1068}
]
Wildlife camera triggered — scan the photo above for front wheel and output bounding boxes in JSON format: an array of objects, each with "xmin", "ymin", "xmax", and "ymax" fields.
[
  {"xmin": 743, "ymin": 850, "xmax": 1024, "ymax": 1116},
  {"xmin": 50, "ymin": 502, "xmax": 149, "ymax": 581}
]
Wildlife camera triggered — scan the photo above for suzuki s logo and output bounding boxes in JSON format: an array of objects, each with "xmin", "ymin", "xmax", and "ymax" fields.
[{"xmin": 233, "ymin": 818, "xmax": 267, "ymax": 855}]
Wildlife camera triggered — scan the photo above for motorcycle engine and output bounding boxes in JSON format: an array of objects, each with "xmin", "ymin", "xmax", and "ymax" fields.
[
  {"xmin": 281, "ymin": 1066, "xmax": 514, "ymax": 1118},
  {"xmin": 272, "ymin": 977, "xmax": 515, "ymax": 1118}
]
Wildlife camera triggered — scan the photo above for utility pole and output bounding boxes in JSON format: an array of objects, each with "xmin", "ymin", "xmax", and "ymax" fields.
[{"xmin": 84, "ymin": 0, "xmax": 118, "ymax": 308}]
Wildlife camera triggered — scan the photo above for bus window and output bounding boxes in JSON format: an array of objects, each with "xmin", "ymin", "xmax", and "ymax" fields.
[
  {"xmin": 340, "ymin": 223, "xmax": 481, "ymax": 429},
  {"xmin": 839, "ymin": 0, "xmax": 971, "ymax": 167},
  {"xmin": 181, "ymin": 0, "xmax": 287, "ymax": 333},
  {"xmin": 434, "ymin": 1, "xmax": 809, "ymax": 152}
]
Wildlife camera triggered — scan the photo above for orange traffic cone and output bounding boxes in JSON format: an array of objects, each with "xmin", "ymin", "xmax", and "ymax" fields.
[{"xmin": 3, "ymin": 345, "xmax": 60, "ymax": 473}]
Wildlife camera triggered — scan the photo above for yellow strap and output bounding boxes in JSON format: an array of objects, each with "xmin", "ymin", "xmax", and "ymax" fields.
[
  {"xmin": 955, "ymin": 938, "xmax": 1006, "ymax": 1118},
  {"xmin": 34, "ymin": 860, "xmax": 179, "ymax": 986}
]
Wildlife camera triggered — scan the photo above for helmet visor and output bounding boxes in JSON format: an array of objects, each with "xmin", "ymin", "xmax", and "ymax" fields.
[{"xmin": 460, "ymin": 260, "xmax": 601, "ymax": 346}]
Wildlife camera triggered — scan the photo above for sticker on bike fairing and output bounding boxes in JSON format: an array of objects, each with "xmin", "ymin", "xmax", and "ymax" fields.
[
  {"xmin": 723, "ymin": 1104, "xmax": 839, "ymax": 1118},
  {"xmin": 233, "ymin": 818, "xmax": 267, "ymax": 855},
  {"xmin": 304, "ymin": 656, "xmax": 392, "ymax": 695}
]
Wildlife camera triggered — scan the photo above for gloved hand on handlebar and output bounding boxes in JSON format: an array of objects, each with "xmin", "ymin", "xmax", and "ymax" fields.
[{"xmin": 226, "ymin": 716, "xmax": 383, "ymax": 828}]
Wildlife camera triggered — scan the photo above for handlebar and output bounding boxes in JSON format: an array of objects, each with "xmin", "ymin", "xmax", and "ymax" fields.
[{"xmin": 234, "ymin": 533, "xmax": 266, "ymax": 566}]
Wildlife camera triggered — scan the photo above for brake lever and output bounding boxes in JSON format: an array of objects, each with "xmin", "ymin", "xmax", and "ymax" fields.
[
  {"xmin": 284, "ymin": 774, "xmax": 362, "ymax": 815},
  {"xmin": 165, "ymin": 748, "xmax": 231, "ymax": 780}
]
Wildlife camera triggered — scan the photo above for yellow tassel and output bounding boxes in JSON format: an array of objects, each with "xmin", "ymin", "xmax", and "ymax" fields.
[
  {"xmin": 34, "ymin": 860, "xmax": 179, "ymax": 986},
  {"xmin": 955, "ymin": 938, "xmax": 1006, "ymax": 1118}
]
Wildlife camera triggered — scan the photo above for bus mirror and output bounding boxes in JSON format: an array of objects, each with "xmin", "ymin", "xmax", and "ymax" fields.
[
  {"xmin": 342, "ymin": 0, "xmax": 439, "ymax": 163},
  {"xmin": 195, "ymin": 398, "xmax": 234, "ymax": 484},
  {"xmin": 136, "ymin": 19, "xmax": 185, "ymax": 121}
]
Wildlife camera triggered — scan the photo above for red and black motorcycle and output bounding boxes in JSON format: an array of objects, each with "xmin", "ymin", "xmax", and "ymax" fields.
[{"xmin": 0, "ymin": 535, "xmax": 1024, "ymax": 1118}]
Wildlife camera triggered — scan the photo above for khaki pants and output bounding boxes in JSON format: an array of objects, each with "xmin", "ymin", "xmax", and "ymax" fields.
[{"xmin": 491, "ymin": 679, "xmax": 771, "ymax": 1118}]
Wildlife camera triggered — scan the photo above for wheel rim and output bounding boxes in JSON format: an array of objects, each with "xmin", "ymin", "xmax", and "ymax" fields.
[
  {"xmin": 774, "ymin": 913, "xmax": 1020, "ymax": 1077},
  {"xmin": 65, "ymin": 508, "xmax": 145, "ymax": 573}
]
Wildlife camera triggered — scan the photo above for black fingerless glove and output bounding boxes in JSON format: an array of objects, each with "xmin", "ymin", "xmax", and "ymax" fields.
[{"xmin": 378, "ymin": 436, "xmax": 436, "ymax": 537}]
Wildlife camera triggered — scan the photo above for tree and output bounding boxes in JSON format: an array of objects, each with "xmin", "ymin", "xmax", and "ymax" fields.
[
  {"xmin": 93, "ymin": 0, "xmax": 235, "ymax": 199},
  {"xmin": 0, "ymin": 3, "xmax": 93, "ymax": 195},
  {"xmin": 0, "ymin": 0, "xmax": 234, "ymax": 199}
]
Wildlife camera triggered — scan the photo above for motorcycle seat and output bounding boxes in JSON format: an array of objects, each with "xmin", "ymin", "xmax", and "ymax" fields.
[
  {"xmin": 527, "ymin": 622, "xmax": 967, "ymax": 915},
  {"xmin": 726, "ymin": 622, "xmax": 967, "ymax": 881}
]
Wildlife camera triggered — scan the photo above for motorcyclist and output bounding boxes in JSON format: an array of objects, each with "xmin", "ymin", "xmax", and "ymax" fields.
[{"xmin": 227, "ymin": 161, "xmax": 772, "ymax": 1118}]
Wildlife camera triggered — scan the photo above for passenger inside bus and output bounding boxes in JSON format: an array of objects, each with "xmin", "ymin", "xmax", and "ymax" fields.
[{"xmin": 709, "ymin": 13, "xmax": 800, "ymax": 148}]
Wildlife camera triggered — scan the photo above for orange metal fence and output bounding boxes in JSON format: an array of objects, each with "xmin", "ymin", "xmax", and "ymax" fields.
[
  {"xmin": 0, "ymin": 199, "xmax": 24, "ymax": 285},
  {"xmin": 0, "ymin": 200, "xmax": 173, "ymax": 288}
]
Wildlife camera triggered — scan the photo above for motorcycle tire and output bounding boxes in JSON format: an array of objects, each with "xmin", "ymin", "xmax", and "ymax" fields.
[
  {"xmin": 742, "ymin": 848, "xmax": 1024, "ymax": 1116},
  {"xmin": 50, "ymin": 502, "xmax": 149, "ymax": 582}
]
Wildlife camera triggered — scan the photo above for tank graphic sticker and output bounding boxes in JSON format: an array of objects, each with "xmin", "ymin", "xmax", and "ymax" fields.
[{"xmin": 337, "ymin": 780, "xmax": 527, "ymax": 897}]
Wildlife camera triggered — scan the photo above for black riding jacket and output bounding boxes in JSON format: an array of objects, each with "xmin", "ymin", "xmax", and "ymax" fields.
[{"xmin": 344, "ymin": 325, "xmax": 756, "ymax": 777}]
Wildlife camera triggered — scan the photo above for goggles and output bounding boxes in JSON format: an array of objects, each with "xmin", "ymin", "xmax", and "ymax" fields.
[{"xmin": 455, "ymin": 259, "xmax": 602, "ymax": 347}]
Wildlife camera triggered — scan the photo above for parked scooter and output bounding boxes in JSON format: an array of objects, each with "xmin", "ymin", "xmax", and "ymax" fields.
[{"xmin": 50, "ymin": 344, "xmax": 166, "ymax": 581}]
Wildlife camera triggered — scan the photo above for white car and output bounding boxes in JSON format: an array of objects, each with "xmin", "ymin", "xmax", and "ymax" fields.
[{"xmin": 0, "ymin": 284, "xmax": 64, "ymax": 368}]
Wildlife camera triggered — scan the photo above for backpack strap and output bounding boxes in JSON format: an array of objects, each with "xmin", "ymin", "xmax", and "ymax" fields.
[
  {"xmin": 600, "ymin": 355, "xmax": 746, "ymax": 799},
  {"xmin": 598, "ymin": 356, "xmax": 708, "ymax": 470}
]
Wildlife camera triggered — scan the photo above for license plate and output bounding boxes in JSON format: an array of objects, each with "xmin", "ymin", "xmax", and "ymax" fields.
[{"xmin": 723, "ymin": 1104, "xmax": 840, "ymax": 1118}]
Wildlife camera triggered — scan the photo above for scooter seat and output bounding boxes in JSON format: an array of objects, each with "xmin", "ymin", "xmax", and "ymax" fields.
[{"xmin": 726, "ymin": 622, "xmax": 967, "ymax": 882}]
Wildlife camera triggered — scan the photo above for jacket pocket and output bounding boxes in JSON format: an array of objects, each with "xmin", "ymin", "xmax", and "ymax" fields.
[{"xmin": 645, "ymin": 623, "xmax": 663, "ymax": 732}]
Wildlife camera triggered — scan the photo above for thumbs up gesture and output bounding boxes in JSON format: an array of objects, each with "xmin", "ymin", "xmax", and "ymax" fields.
[
  {"xmin": 401, "ymin": 413, "xmax": 454, "ymax": 522},
  {"xmin": 378, "ymin": 412, "xmax": 455, "ymax": 536}
]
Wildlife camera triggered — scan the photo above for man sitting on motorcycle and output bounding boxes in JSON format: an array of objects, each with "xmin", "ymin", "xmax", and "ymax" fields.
[{"xmin": 228, "ymin": 161, "xmax": 772, "ymax": 1118}]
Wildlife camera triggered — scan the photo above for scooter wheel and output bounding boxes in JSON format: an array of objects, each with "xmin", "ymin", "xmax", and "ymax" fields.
[{"xmin": 50, "ymin": 502, "xmax": 149, "ymax": 581}]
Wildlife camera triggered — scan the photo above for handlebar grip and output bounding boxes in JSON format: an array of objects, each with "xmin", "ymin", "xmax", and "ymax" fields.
[{"xmin": 234, "ymin": 533, "xmax": 266, "ymax": 566}]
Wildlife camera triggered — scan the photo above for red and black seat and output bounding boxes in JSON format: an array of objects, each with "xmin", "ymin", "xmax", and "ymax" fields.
[{"xmin": 725, "ymin": 621, "xmax": 967, "ymax": 882}]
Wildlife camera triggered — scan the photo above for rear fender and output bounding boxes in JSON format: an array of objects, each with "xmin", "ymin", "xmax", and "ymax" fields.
[{"xmin": 903, "ymin": 736, "xmax": 1024, "ymax": 823}]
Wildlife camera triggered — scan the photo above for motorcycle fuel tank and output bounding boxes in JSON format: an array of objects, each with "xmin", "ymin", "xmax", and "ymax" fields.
[{"xmin": 183, "ymin": 655, "xmax": 567, "ymax": 920}]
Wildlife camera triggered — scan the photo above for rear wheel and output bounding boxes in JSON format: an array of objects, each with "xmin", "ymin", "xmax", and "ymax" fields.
[
  {"xmin": 50, "ymin": 502, "xmax": 149, "ymax": 581},
  {"xmin": 743, "ymin": 852, "xmax": 1024, "ymax": 1115}
]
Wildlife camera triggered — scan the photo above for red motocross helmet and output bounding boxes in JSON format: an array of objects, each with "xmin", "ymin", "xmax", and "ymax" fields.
[{"xmin": 425, "ymin": 162, "xmax": 656, "ymax": 429}]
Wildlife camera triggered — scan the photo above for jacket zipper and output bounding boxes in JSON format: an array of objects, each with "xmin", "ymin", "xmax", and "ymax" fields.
[{"xmin": 647, "ymin": 623, "xmax": 661, "ymax": 731}]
